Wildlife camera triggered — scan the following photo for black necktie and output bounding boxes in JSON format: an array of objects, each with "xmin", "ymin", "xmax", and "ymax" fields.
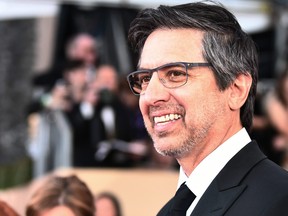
[{"xmin": 169, "ymin": 183, "xmax": 196, "ymax": 216}]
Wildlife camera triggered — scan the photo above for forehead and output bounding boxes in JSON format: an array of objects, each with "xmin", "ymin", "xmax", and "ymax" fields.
[
  {"xmin": 41, "ymin": 205, "xmax": 76, "ymax": 216},
  {"xmin": 139, "ymin": 28, "xmax": 204, "ymax": 68},
  {"xmin": 69, "ymin": 67, "xmax": 86, "ymax": 74},
  {"xmin": 97, "ymin": 66, "xmax": 117, "ymax": 79}
]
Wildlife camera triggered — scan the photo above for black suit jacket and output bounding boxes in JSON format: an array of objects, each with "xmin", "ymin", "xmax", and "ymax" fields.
[{"xmin": 158, "ymin": 141, "xmax": 288, "ymax": 216}]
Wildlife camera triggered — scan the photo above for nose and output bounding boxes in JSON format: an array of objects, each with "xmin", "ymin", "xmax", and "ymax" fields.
[{"xmin": 141, "ymin": 72, "xmax": 170, "ymax": 105}]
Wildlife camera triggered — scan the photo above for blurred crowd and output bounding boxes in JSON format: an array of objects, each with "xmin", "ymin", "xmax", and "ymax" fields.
[
  {"xmin": 251, "ymin": 68, "xmax": 288, "ymax": 169},
  {"xmin": 26, "ymin": 33, "xmax": 176, "ymax": 177}
]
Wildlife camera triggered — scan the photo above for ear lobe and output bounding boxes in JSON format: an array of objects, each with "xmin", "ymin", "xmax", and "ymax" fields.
[{"xmin": 228, "ymin": 74, "xmax": 252, "ymax": 110}]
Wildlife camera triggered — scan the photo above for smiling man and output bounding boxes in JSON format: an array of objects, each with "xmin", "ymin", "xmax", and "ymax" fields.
[{"xmin": 126, "ymin": 2, "xmax": 288, "ymax": 216}]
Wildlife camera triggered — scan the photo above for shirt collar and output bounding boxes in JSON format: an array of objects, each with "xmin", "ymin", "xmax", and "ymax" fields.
[{"xmin": 178, "ymin": 127, "xmax": 251, "ymax": 197}]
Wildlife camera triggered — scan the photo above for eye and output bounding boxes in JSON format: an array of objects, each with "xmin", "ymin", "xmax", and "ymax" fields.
[
  {"xmin": 168, "ymin": 70, "xmax": 186, "ymax": 78},
  {"xmin": 164, "ymin": 65, "xmax": 187, "ymax": 82},
  {"xmin": 138, "ymin": 72, "xmax": 152, "ymax": 86}
]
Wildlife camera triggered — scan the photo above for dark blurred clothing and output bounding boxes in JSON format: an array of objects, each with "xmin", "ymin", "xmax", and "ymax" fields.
[
  {"xmin": 66, "ymin": 89, "xmax": 146, "ymax": 167},
  {"xmin": 251, "ymin": 93, "xmax": 285, "ymax": 165}
]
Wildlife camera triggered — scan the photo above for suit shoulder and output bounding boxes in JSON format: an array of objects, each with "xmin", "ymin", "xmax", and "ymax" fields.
[{"xmin": 252, "ymin": 158, "xmax": 288, "ymax": 187}]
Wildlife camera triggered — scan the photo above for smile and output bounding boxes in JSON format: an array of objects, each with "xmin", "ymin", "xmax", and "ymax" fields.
[{"xmin": 154, "ymin": 114, "xmax": 181, "ymax": 124}]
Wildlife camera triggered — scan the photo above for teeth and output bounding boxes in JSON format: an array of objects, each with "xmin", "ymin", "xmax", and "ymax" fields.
[{"xmin": 154, "ymin": 114, "xmax": 181, "ymax": 124}]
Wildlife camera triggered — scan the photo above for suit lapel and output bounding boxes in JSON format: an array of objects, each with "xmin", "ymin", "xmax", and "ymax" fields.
[
  {"xmin": 191, "ymin": 141, "xmax": 266, "ymax": 216},
  {"xmin": 156, "ymin": 197, "xmax": 173, "ymax": 216},
  {"xmin": 191, "ymin": 182, "xmax": 247, "ymax": 216}
]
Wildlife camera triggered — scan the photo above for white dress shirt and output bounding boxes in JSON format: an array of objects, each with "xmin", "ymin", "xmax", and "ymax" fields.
[{"xmin": 177, "ymin": 128, "xmax": 251, "ymax": 216}]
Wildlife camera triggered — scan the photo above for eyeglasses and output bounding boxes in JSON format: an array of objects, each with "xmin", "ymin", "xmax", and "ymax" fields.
[{"xmin": 127, "ymin": 62, "xmax": 212, "ymax": 95}]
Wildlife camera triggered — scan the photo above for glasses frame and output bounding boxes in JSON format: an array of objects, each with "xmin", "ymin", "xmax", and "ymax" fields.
[{"xmin": 127, "ymin": 62, "xmax": 212, "ymax": 95}]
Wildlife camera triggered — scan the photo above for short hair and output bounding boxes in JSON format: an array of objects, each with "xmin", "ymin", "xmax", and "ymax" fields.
[
  {"xmin": 26, "ymin": 175, "xmax": 95, "ymax": 216},
  {"xmin": 63, "ymin": 59, "xmax": 86, "ymax": 74},
  {"xmin": 128, "ymin": 1, "xmax": 258, "ymax": 130}
]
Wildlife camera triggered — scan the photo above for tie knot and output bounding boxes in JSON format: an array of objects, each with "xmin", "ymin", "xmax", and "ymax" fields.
[
  {"xmin": 176, "ymin": 183, "xmax": 191, "ymax": 195},
  {"xmin": 170, "ymin": 183, "xmax": 196, "ymax": 215}
]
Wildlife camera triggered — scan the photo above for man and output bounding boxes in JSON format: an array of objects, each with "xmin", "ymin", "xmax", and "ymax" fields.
[
  {"xmin": 66, "ymin": 33, "xmax": 98, "ymax": 81},
  {"xmin": 33, "ymin": 33, "xmax": 98, "ymax": 88},
  {"xmin": 66, "ymin": 33, "xmax": 98, "ymax": 68},
  {"xmin": 126, "ymin": 2, "xmax": 288, "ymax": 216}
]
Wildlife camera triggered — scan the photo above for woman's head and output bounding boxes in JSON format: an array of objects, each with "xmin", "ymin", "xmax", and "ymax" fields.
[
  {"xmin": 0, "ymin": 200, "xmax": 19, "ymax": 216},
  {"xmin": 26, "ymin": 175, "xmax": 95, "ymax": 216},
  {"xmin": 94, "ymin": 192, "xmax": 122, "ymax": 216}
]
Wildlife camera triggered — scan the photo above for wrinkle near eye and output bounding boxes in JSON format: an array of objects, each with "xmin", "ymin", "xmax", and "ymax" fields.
[{"xmin": 159, "ymin": 78, "xmax": 167, "ymax": 84}]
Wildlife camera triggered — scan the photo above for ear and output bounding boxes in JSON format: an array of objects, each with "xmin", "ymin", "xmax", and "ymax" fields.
[{"xmin": 228, "ymin": 73, "xmax": 252, "ymax": 110}]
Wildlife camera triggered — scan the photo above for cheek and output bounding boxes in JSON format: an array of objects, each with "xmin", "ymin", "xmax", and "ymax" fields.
[
  {"xmin": 139, "ymin": 97, "xmax": 153, "ymax": 128},
  {"xmin": 139, "ymin": 97, "xmax": 147, "ymax": 116},
  {"xmin": 181, "ymin": 87, "xmax": 225, "ymax": 120}
]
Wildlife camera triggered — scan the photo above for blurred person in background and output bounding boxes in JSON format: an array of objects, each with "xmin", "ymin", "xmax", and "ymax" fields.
[
  {"xmin": 65, "ymin": 70, "xmax": 101, "ymax": 167},
  {"xmin": 28, "ymin": 59, "xmax": 89, "ymax": 114},
  {"xmin": 60, "ymin": 60, "xmax": 99, "ymax": 167},
  {"xmin": 27, "ymin": 60, "xmax": 89, "ymax": 176},
  {"xmin": 66, "ymin": 33, "xmax": 98, "ymax": 67},
  {"xmin": 65, "ymin": 33, "xmax": 99, "ymax": 81},
  {"xmin": 0, "ymin": 200, "xmax": 20, "ymax": 216},
  {"xmin": 33, "ymin": 32, "xmax": 98, "ymax": 90},
  {"xmin": 264, "ymin": 69, "xmax": 288, "ymax": 168},
  {"xmin": 26, "ymin": 175, "xmax": 95, "ymax": 216},
  {"xmin": 250, "ymin": 89, "xmax": 282, "ymax": 165},
  {"xmin": 62, "ymin": 59, "xmax": 89, "ymax": 106},
  {"xmin": 36, "ymin": 59, "xmax": 89, "ymax": 112},
  {"xmin": 91, "ymin": 64, "xmax": 148, "ymax": 167},
  {"xmin": 94, "ymin": 192, "xmax": 122, "ymax": 216},
  {"xmin": 27, "ymin": 32, "xmax": 99, "ymax": 174}
]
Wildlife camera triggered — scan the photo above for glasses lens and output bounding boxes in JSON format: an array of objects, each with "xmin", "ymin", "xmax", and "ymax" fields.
[
  {"xmin": 128, "ymin": 71, "xmax": 151, "ymax": 95},
  {"xmin": 158, "ymin": 63, "xmax": 187, "ymax": 88},
  {"xmin": 127, "ymin": 63, "xmax": 188, "ymax": 95}
]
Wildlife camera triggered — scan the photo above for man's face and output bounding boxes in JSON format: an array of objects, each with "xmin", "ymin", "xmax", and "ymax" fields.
[
  {"xmin": 70, "ymin": 35, "xmax": 97, "ymax": 65},
  {"xmin": 138, "ymin": 29, "xmax": 229, "ymax": 159},
  {"xmin": 67, "ymin": 67, "xmax": 87, "ymax": 88},
  {"xmin": 95, "ymin": 66, "xmax": 118, "ymax": 92},
  {"xmin": 77, "ymin": 37, "xmax": 96, "ymax": 65}
]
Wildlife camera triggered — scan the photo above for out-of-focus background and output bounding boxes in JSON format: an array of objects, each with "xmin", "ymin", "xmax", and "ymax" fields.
[{"xmin": 0, "ymin": 0, "xmax": 287, "ymax": 216}]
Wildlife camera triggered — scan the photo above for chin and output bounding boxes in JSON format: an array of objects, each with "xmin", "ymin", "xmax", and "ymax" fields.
[
  {"xmin": 153, "ymin": 140, "xmax": 179, "ymax": 157},
  {"xmin": 154, "ymin": 136, "xmax": 193, "ymax": 159},
  {"xmin": 153, "ymin": 137, "xmax": 168, "ymax": 153}
]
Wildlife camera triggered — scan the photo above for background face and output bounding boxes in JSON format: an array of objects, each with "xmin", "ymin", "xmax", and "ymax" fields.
[
  {"xmin": 40, "ymin": 206, "xmax": 76, "ymax": 216},
  {"xmin": 95, "ymin": 197, "xmax": 117, "ymax": 216}
]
